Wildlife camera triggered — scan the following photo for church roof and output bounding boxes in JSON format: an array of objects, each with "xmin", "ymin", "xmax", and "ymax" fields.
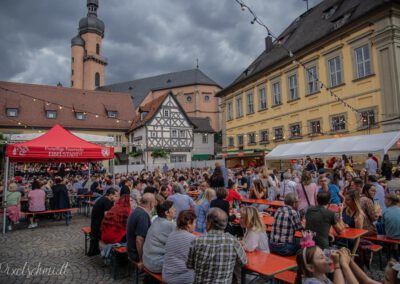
[
  {"xmin": 189, "ymin": 117, "xmax": 215, "ymax": 133},
  {"xmin": 217, "ymin": 0, "xmax": 400, "ymax": 97},
  {"xmin": 99, "ymin": 68, "xmax": 221, "ymax": 108}
]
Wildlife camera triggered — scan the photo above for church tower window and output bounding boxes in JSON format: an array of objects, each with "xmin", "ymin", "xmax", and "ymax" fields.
[{"xmin": 95, "ymin": 72, "xmax": 100, "ymax": 88}]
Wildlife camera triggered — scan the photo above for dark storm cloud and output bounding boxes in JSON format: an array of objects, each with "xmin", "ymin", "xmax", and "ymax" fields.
[{"xmin": 0, "ymin": 0, "xmax": 321, "ymax": 88}]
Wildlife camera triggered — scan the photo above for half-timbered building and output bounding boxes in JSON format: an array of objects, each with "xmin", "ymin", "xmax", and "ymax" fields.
[{"xmin": 128, "ymin": 92, "xmax": 194, "ymax": 165}]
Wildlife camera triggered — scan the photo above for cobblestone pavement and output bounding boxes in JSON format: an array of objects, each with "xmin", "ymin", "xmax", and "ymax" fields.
[
  {"xmin": 0, "ymin": 214, "xmax": 388, "ymax": 283},
  {"xmin": 0, "ymin": 215, "xmax": 131, "ymax": 284}
]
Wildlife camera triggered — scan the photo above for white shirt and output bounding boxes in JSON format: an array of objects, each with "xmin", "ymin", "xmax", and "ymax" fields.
[
  {"xmin": 243, "ymin": 230, "xmax": 270, "ymax": 253},
  {"xmin": 279, "ymin": 180, "xmax": 297, "ymax": 200}
]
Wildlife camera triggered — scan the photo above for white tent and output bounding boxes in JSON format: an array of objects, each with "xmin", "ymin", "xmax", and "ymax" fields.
[{"xmin": 266, "ymin": 132, "xmax": 400, "ymax": 160}]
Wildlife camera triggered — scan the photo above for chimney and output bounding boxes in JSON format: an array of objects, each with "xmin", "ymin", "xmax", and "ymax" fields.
[{"xmin": 265, "ymin": 36, "xmax": 273, "ymax": 53}]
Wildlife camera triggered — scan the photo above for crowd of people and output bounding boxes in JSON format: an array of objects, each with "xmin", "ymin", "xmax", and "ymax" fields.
[{"xmin": 2, "ymin": 153, "xmax": 400, "ymax": 283}]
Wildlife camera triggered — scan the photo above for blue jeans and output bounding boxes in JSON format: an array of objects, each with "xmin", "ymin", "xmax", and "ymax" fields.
[{"xmin": 270, "ymin": 242, "xmax": 299, "ymax": 256}]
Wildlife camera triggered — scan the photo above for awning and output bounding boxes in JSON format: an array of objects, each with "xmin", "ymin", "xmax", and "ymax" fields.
[{"xmin": 266, "ymin": 132, "xmax": 400, "ymax": 160}]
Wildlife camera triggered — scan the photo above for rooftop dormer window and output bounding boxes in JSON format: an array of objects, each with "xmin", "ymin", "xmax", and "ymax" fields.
[
  {"xmin": 323, "ymin": 5, "xmax": 338, "ymax": 20},
  {"xmin": 107, "ymin": 111, "xmax": 118, "ymax": 118},
  {"xmin": 75, "ymin": 112, "xmax": 86, "ymax": 120},
  {"xmin": 6, "ymin": 108, "xmax": 18, "ymax": 117}
]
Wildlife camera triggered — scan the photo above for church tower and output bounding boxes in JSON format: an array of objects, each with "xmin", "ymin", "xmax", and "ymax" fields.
[{"xmin": 71, "ymin": 0, "xmax": 107, "ymax": 90}]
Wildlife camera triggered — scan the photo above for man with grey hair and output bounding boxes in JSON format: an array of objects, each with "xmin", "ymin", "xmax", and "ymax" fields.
[
  {"xmin": 187, "ymin": 208, "xmax": 247, "ymax": 283},
  {"xmin": 278, "ymin": 171, "xmax": 297, "ymax": 201},
  {"xmin": 167, "ymin": 183, "xmax": 195, "ymax": 217},
  {"xmin": 270, "ymin": 192, "xmax": 303, "ymax": 256}
]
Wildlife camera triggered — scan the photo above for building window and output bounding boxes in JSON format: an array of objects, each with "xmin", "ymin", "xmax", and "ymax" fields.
[
  {"xmin": 151, "ymin": 131, "xmax": 157, "ymax": 138},
  {"xmin": 204, "ymin": 95, "xmax": 210, "ymax": 102},
  {"xmin": 115, "ymin": 135, "xmax": 122, "ymax": 146},
  {"xmin": 236, "ymin": 96, "xmax": 243, "ymax": 117},
  {"xmin": 170, "ymin": 154, "xmax": 187, "ymax": 163},
  {"xmin": 75, "ymin": 112, "xmax": 86, "ymax": 120},
  {"xmin": 258, "ymin": 86, "xmax": 267, "ymax": 110},
  {"xmin": 202, "ymin": 134, "xmax": 208, "ymax": 144},
  {"xmin": 328, "ymin": 56, "xmax": 342, "ymax": 87},
  {"xmin": 179, "ymin": 130, "xmax": 186, "ymax": 138},
  {"xmin": 246, "ymin": 91, "xmax": 254, "ymax": 114},
  {"xmin": 107, "ymin": 111, "xmax": 118, "ymax": 118},
  {"xmin": 227, "ymin": 101, "xmax": 233, "ymax": 121},
  {"xmin": 331, "ymin": 114, "xmax": 346, "ymax": 131},
  {"xmin": 186, "ymin": 96, "xmax": 192, "ymax": 102},
  {"xmin": 228, "ymin": 137, "xmax": 234, "ymax": 147},
  {"xmin": 71, "ymin": 69, "xmax": 74, "ymax": 76},
  {"xmin": 248, "ymin": 132, "xmax": 256, "ymax": 145},
  {"xmin": 272, "ymin": 81, "xmax": 281, "ymax": 105},
  {"xmin": 306, "ymin": 66, "xmax": 318, "ymax": 94},
  {"xmin": 309, "ymin": 120, "xmax": 321, "ymax": 135},
  {"xmin": 273, "ymin": 127, "xmax": 284, "ymax": 141},
  {"xmin": 237, "ymin": 135, "xmax": 244, "ymax": 146},
  {"xmin": 6, "ymin": 108, "xmax": 18, "ymax": 117},
  {"xmin": 96, "ymin": 44, "xmax": 100, "ymax": 55},
  {"xmin": 360, "ymin": 109, "xmax": 375, "ymax": 128},
  {"xmin": 260, "ymin": 130, "xmax": 269, "ymax": 143},
  {"xmin": 355, "ymin": 44, "xmax": 371, "ymax": 79},
  {"xmin": 289, "ymin": 123, "xmax": 301, "ymax": 138},
  {"xmin": 95, "ymin": 72, "xmax": 100, "ymax": 88},
  {"xmin": 71, "ymin": 80, "xmax": 74, "ymax": 87},
  {"xmin": 46, "ymin": 110, "xmax": 57, "ymax": 119},
  {"xmin": 288, "ymin": 74, "xmax": 298, "ymax": 101},
  {"xmin": 164, "ymin": 109, "xmax": 169, "ymax": 117},
  {"xmin": 72, "ymin": 57, "xmax": 74, "ymax": 63},
  {"xmin": 171, "ymin": 129, "xmax": 178, "ymax": 138}
]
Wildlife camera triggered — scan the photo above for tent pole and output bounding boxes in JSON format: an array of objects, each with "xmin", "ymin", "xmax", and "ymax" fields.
[
  {"xmin": 2, "ymin": 157, "xmax": 9, "ymax": 234},
  {"xmin": 112, "ymin": 159, "xmax": 115, "ymax": 188}
]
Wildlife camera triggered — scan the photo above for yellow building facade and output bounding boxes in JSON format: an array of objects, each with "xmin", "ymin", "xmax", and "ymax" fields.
[{"xmin": 217, "ymin": 0, "xmax": 400, "ymax": 167}]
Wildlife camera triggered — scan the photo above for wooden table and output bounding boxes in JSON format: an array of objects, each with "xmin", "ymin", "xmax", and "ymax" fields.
[
  {"xmin": 261, "ymin": 215, "xmax": 274, "ymax": 227},
  {"xmin": 293, "ymin": 228, "xmax": 368, "ymax": 240},
  {"xmin": 241, "ymin": 198, "xmax": 284, "ymax": 207},
  {"xmin": 242, "ymin": 251, "xmax": 297, "ymax": 283}
]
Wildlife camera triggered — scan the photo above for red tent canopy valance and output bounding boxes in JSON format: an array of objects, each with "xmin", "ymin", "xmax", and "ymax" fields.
[{"xmin": 6, "ymin": 124, "xmax": 114, "ymax": 162}]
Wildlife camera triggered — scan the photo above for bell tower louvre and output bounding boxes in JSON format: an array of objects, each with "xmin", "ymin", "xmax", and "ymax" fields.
[{"xmin": 71, "ymin": 0, "xmax": 107, "ymax": 90}]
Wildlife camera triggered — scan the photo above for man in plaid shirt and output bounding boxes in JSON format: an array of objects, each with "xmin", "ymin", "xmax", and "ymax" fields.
[
  {"xmin": 187, "ymin": 207, "xmax": 247, "ymax": 284},
  {"xmin": 270, "ymin": 192, "xmax": 303, "ymax": 256}
]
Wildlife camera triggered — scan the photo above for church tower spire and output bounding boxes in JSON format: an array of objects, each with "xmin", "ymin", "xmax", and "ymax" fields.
[{"xmin": 70, "ymin": 0, "xmax": 107, "ymax": 90}]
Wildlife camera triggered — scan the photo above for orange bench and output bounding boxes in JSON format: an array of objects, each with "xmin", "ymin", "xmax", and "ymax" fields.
[
  {"xmin": 111, "ymin": 246, "xmax": 128, "ymax": 280},
  {"xmin": 369, "ymin": 244, "xmax": 383, "ymax": 270},
  {"xmin": 274, "ymin": 270, "xmax": 296, "ymax": 284},
  {"xmin": 22, "ymin": 208, "xmax": 78, "ymax": 225},
  {"xmin": 81, "ymin": 226, "xmax": 91, "ymax": 255},
  {"xmin": 362, "ymin": 235, "xmax": 400, "ymax": 245},
  {"xmin": 143, "ymin": 267, "xmax": 163, "ymax": 283}
]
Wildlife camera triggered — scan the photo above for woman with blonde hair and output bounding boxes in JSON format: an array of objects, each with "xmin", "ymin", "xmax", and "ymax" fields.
[
  {"xmin": 6, "ymin": 183, "xmax": 21, "ymax": 231},
  {"xmin": 239, "ymin": 206, "xmax": 270, "ymax": 252},
  {"xmin": 195, "ymin": 188, "xmax": 216, "ymax": 233},
  {"xmin": 342, "ymin": 190, "xmax": 364, "ymax": 254}
]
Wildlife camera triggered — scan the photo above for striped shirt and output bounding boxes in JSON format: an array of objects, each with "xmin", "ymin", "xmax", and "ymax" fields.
[
  {"xmin": 162, "ymin": 230, "xmax": 196, "ymax": 284},
  {"xmin": 271, "ymin": 205, "xmax": 302, "ymax": 244},
  {"xmin": 187, "ymin": 229, "xmax": 247, "ymax": 284}
]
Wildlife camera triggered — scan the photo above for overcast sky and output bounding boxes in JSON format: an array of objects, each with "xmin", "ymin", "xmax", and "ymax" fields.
[{"xmin": 0, "ymin": 0, "xmax": 322, "ymax": 88}]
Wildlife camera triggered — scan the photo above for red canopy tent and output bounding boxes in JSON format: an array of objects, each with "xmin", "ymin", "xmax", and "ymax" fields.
[
  {"xmin": 2, "ymin": 124, "xmax": 114, "ymax": 233},
  {"xmin": 6, "ymin": 124, "xmax": 114, "ymax": 162}
]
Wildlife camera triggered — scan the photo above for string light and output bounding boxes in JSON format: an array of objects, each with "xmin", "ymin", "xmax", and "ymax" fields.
[{"xmin": 234, "ymin": 0, "xmax": 359, "ymax": 115}]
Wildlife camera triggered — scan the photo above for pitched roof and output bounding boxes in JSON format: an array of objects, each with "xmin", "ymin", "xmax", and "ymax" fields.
[
  {"xmin": 98, "ymin": 68, "xmax": 221, "ymax": 108},
  {"xmin": 217, "ymin": 0, "xmax": 399, "ymax": 97},
  {"xmin": 189, "ymin": 117, "xmax": 215, "ymax": 133},
  {"xmin": 0, "ymin": 81, "xmax": 135, "ymax": 131},
  {"xmin": 128, "ymin": 92, "xmax": 196, "ymax": 132},
  {"xmin": 128, "ymin": 93, "xmax": 169, "ymax": 132}
]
